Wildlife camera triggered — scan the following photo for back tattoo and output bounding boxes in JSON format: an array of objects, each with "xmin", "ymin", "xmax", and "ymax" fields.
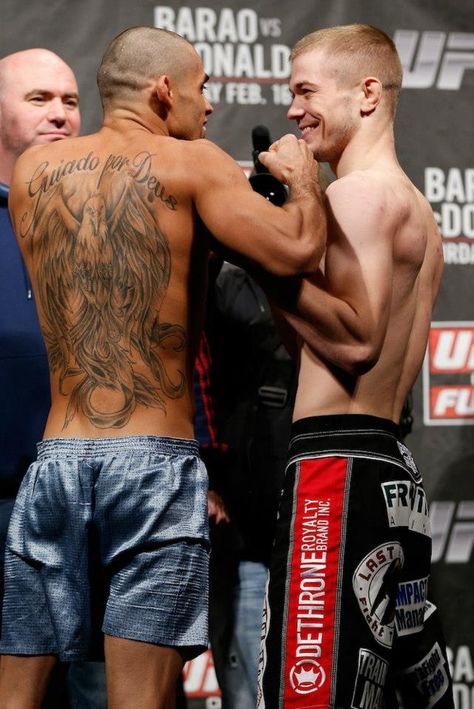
[{"xmin": 18, "ymin": 151, "xmax": 186, "ymax": 430}]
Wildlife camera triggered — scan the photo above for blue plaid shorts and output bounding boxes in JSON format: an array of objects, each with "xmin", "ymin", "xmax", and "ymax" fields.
[{"xmin": 0, "ymin": 436, "xmax": 209, "ymax": 661}]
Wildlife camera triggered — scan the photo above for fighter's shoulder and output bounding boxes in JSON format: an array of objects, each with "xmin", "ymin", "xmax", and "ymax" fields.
[
  {"xmin": 12, "ymin": 139, "xmax": 74, "ymax": 179},
  {"xmin": 181, "ymin": 138, "xmax": 240, "ymax": 169},
  {"xmin": 9, "ymin": 146, "xmax": 46, "ymax": 200},
  {"xmin": 326, "ymin": 170, "xmax": 389, "ymax": 201},
  {"xmin": 326, "ymin": 170, "xmax": 403, "ymax": 222},
  {"xmin": 179, "ymin": 138, "xmax": 248, "ymax": 188}
]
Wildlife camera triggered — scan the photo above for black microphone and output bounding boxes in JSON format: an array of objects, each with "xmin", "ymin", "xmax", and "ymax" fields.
[
  {"xmin": 252, "ymin": 125, "xmax": 272, "ymax": 174},
  {"xmin": 249, "ymin": 124, "xmax": 287, "ymax": 206}
]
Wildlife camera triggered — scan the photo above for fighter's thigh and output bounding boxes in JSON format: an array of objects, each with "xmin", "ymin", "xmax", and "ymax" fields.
[
  {"xmin": 334, "ymin": 457, "xmax": 431, "ymax": 707},
  {"xmin": 0, "ymin": 546, "xmax": 58, "ymax": 656},
  {"xmin": 102, "ymin": 540, "xmax": 209, "ymax": 652}
]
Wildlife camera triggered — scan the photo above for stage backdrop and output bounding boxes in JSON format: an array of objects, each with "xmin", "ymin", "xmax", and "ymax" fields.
[{"xmin": 1, "ymin": 1, "xmax": 473, "ymax": 707}]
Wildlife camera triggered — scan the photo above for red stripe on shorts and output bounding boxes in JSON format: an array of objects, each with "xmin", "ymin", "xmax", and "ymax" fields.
[{"xmin": 283, "ymin": 456, "xmax": 347, "ymax": 707}]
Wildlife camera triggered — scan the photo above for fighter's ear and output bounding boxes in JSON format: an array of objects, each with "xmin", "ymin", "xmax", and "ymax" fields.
[
  {"xmin": 360, "ymin": 77, "xmax": 382, "ymax": 116},
  {"xmin": 154, "ymin": 75, "xmax": 173, "ymax": 109}
]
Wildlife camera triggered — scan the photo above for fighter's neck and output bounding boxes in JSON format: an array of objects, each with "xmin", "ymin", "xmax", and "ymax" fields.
[
  {"xmin": 102, "ymin": 108, "xmax": 169, "ymax": 139},
  {"xmin": 331, "ymin": 128, "xmax": 398, "ymax": 178}
]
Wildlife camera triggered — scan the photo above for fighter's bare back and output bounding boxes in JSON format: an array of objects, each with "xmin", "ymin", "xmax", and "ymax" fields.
[{"xmin": 10, "ymin": 133, "xmax": 204, "ymax": 439}]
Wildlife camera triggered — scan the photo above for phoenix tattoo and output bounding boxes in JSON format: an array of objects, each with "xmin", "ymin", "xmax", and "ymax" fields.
[{"xmin": 26, "ymin": 169, "xmax": 186, "ymax": 429}]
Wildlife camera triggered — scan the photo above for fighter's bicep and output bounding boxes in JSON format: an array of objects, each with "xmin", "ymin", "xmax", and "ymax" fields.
[
  {"xmin": 190, "ymin": 142, "xmax": 243, "ymax": 205},
  {"xmin": 192, "ymin": 153, "xmax": 298, "ymax": 276},
  {"xmin": 194, "ymin": 155, "xmax": 272, "ymax": 252}
]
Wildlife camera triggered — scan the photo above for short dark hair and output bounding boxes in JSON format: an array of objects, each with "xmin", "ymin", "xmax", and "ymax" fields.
[{"xmin": 97, "ymin": 26, "xmax": 194, "ymax": 109}]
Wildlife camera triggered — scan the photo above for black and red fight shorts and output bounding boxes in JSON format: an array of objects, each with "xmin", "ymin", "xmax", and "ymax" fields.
[{"xmin": 258, "ymin": 414, "xmax": 454, "ymax": 709}]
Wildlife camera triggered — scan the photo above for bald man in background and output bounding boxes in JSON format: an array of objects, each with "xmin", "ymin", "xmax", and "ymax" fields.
[
  {"xmin": 0, "ymin": 46, "xmax": 80, "ymax": 598},
  {"xmin": 0, "ymin": 27, "xmax": 323, "ymax": 709}
]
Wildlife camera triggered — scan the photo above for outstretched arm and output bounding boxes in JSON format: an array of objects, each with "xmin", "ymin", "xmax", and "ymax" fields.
[{"xmin": 191, "ymin": 135, "xmax": 326, "ymax": 277}]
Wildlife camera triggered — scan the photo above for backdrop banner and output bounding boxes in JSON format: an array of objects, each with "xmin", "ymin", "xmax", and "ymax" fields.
[{"xmin": 1, "ymin": 2, "xmax": 473, "ymax": 707}]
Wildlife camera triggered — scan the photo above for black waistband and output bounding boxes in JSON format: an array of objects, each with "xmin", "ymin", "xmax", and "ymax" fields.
[
  {"xmin": 291, "ymin": 414, "xmax": 400, "ymax": 439},
  {"xmin": 288, "ymin": 415, "xmax": 420, "ymax": 479}
]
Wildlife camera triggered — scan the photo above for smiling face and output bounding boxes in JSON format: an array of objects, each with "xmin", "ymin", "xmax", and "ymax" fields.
[
  {"xmin": 288, "ymin": 48, "xmax": 360, "ymax": 163},
  {"xmin": 0, "ymin": 49, "xmax": 80, "ymax": 163}
]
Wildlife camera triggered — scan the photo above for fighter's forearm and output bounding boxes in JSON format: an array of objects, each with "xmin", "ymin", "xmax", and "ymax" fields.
[{"xmin": 258, "ymin": 135, "xmax": 327, "ymax": 274}]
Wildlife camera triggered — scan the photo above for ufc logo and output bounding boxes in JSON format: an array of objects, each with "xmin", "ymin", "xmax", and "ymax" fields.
[
  {"xmin": 431, "ymin": 501, "xmax": 474, "ymax": 563},
  {"xmin": 431, "ymin": 329, "xmax": 474, "ymax": 373},
  {"xmin": 423, "ymin": 322, "xmax": 474, "ymax": 425},
  {"xmin": 394, "ymin": 31, "xmax": 474, "ymax": 89}
]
